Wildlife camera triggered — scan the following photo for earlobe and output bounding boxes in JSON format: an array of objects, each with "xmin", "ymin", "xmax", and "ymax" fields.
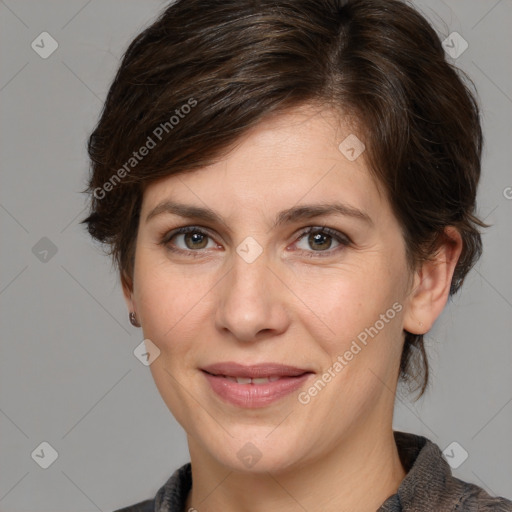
[
  {"xmin": 122, "ymin": 275, "xmax": 142, "ymax": 328},
  {"xmin": 403, "ymin": 227, "xmax": 463, "ymax": 335},
  {"xmin": 121, "ymin": 270, "xmax": 136, "ymax": 317}
]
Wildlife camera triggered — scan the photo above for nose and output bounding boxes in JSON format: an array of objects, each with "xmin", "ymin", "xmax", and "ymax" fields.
[{"xmin": 214, "ymin": 250, "xmax": 291, "ymax": 343}]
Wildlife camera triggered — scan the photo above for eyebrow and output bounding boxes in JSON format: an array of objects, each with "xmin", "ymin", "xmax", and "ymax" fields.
[{"xmin": 145, "ymin": 200, "xmax": 373, "ymax": 228}]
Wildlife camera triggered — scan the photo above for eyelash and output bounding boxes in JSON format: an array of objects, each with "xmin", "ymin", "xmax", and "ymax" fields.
[{"xmin": 159, "ymin": 225, "xmax": 351, "ymax": 259}]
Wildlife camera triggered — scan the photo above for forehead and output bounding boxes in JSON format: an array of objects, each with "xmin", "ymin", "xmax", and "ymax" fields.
[{"xmin": 140, "ymin": 104, "xmax": 387, "ymax": 224}]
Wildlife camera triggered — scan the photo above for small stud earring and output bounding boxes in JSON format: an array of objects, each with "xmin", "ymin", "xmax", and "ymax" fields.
[{"xmin": 129, "ymin": 312, "xmax": 141, "ymax": 327}]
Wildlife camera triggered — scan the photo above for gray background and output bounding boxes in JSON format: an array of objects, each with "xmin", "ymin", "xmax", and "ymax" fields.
[{"xmin": 0, "ymin": 0, "xmax": 511, "ymax": 510}]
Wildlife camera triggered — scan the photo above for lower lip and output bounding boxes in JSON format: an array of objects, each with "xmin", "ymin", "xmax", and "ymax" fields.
[{"xmin": 202, "ymin": 371, "xmax": 312, "ymax": 408}]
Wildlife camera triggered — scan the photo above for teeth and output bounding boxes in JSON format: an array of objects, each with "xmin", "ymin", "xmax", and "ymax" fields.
[
  {"xmin": 252, "ymin": 378, "xmax": 271, "ymax": 385},
  {"xmin": 225, "ymin": 376, "xmax": 281, "ymax": 384}
]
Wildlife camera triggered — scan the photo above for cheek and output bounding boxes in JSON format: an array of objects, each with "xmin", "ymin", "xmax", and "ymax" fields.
[
  {"xmin": 294, "ymin": 262, "xmax": 408, "ymax": 409},
  {"xmin": 133, "ymin": 251, "xmax": 210, "ymax": 351},
  {"xmin": 133, "ymin": 253, "xmax": 213, "ymax": 426},
  {"xmin": 298, "ymin": 270, "xmax": 406, "ymax": 410},
  {"xmin": 293, "ymin": 262, "xmax": 403, "ymax": 348}
]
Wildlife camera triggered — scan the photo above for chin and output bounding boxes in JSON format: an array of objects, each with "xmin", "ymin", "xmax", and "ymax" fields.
[{"xmin": 204, "ymin": 432, "xmax": 307, "ymax": 475}]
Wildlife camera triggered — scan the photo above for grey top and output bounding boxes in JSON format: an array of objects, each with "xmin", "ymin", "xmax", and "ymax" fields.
[{"xmin": 114, "ymin": 431, "xmax": 512, "ymax": 511}]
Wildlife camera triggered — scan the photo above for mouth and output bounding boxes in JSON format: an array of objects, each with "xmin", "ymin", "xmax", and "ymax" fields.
[
  {"xmin": 204, "ymin": 374, "xmax": 283, "ymax": 384},
  {"xmin": 201, "ymin": 361, "xmax": 312, "ymax": 379},
  {"xmin": 200, "ymin": 362, "xmax": 314, "ymax": 408}
]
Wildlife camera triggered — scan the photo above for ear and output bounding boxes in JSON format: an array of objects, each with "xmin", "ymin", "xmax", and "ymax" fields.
[
  {"xmin": 121, "ymin": 269, "xmax": 137, "ymax": 314},
  {"xmin": 403, "ymin": 227, "xmax": 463, "ymax": 335}
]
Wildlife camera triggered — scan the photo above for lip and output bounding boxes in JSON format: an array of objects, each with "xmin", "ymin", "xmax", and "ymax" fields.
[
  {"xmin": 201, "ymin": 362, "xmax": 311, "ymax": 378},
  {"xmin": 201, "ymin": 362, "xmax": 314, "ymax": 408}
]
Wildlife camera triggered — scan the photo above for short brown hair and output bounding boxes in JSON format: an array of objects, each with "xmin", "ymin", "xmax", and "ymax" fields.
[{"xmin": 82, "ymin": 0, "xmax": 485, "ymax": 396}]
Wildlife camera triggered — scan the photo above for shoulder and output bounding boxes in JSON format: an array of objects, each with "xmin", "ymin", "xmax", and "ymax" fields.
[
  {"xmin": 113, "ymin": 498, "xmax": 155, "ymax": 512},
  {"xmin": 390, "ymin": 431, "xmax": 512, "ymax": 511},
  {"xmin": 452, "ymin": 478, "xmax": 512, "ymax": 511}
]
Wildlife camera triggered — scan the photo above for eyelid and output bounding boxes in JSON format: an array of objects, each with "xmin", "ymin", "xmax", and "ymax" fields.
[
  {"xmin": 290, "ymin": 226, "xmax": 351, "ymax": 257},
  {"xmin": 160, "ymin": 225, "xmax": 222, "ymax": 254},
  {"xmin": 160, "ymin": 224, "xmax": 351, "ymax": 257},
  {"xmin": 295, "ymin": 225, "xmax": 352, "ymax": 245},
  {"xmin": 160, "ymin": 225, "xmax": 217, "ymax": 244}
]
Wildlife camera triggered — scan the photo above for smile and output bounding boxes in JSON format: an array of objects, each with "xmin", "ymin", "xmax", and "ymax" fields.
[
  {"xmin": 200, "ymin": 362, "xmax": 314, "ymax": 408},
  {"xmin": 218, "ymin": 375, "xmax": 281, "ymax": 384}
]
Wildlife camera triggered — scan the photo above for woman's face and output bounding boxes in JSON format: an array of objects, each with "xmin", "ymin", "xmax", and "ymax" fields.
[{"xmin": 127, "ymin": 105, "xmax": 415, "ymax": 473}]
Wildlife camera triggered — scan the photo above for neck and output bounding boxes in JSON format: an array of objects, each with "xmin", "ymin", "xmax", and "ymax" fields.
[{"xmin": 184, "ymin": 425, "xmax": 406, "ymax": 512}]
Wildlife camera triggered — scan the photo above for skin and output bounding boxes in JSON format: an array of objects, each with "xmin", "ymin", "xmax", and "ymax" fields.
[{"xmin": 123, "ymin": 103, "xmax": 462, "ymax": 512}]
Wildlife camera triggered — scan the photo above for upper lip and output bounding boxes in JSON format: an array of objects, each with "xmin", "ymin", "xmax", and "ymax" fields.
[{"xmin": 201, "ymin": 362, "xmax": 313, "ymax": 379}]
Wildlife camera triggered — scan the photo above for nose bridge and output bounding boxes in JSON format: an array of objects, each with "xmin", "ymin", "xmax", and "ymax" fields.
[
  {"xmin": 231, "ymin": 248, "xmax": 271, "ymax": 300},
  {"xmin": 215, "ymin": 246, "xmax": 289, "ymax": 342}
]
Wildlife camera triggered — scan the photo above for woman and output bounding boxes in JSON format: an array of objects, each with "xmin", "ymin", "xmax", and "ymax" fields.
[{"xmin": 82, "ymin": 0, "xmax": 512, "ymax": 510}]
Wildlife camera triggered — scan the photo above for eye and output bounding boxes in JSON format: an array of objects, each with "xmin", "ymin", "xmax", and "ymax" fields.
[
  {"xmin": 292, "ymin": 226, "xmax": 350, "ymax": 256},
  {"xmin": 160, "ymin": 225, "xmax": 350, "ymax": 258},
  {"xmin": 161, "ymin": 226, "xmax": 219, "ymax": 255}
]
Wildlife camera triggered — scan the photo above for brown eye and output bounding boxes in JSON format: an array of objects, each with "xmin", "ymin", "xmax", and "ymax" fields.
[
  {"xmin": 182, "ymin": 231, "xmax": 209, "ymax": 250},
  {"xmin": 162, "ymin": 226, "xmax": 218, "ymax": 253},
  {"xmin": 293, "ymin": 227, "xmax": 350, "ymax": 256},
  {"xmin": 307, "ymin": 231, "xmax": 333, "ymax": 251}
]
